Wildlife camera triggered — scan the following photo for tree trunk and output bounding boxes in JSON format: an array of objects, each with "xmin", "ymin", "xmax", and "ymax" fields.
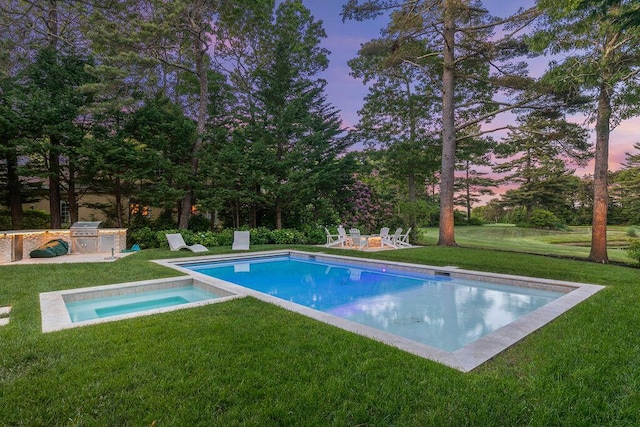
[
  {"xmin": 48, "ymin": 137, "xmax": 62, "ymax": 229},
  {"xmin": 275, "ymin": 198, "xmax": 283, "ymax": 230},
  {"xmin": 67, "ymin": 163, "xmax": 78, "ymax": 225},
  {"xmin": 210, "ymin": 210, "xmax": 217, "ymax": 230},
  {"xmin": 46, "ymin": 0, "xmax": 61, "ymax": 229},
  {"xmin": 465, "ymin": 161, "xmax": 471, "ymax": 220},
  {"xmin": 178, "ymin": 4, "xmax": 209, "ymax": 229},
  {"xmin": 589, "ymin": 84, "xmax": 611, "ymax": 263},
  {"xmin": 5, "ymin": 147, "xmax": 23, "ymax": 229},
  {"xmin": 250, "ymin": 204, "xmax": 258, "ymax": 228},
  {"xmin": 179, "ymin": 189, "xmax": 194, "ymax": 229},
  {"xmin": 46, "ymin": 0, "xmax": 58, "ymax": 49},
  {"xmin": 114, "ymin": 177, "xmax": 123, "ymax": 228},
  {"xmin": 406, "ymin": 79, "xmax": 417, "ymax": 203},
  {"xmin": 230, "ymin": 200, "xmax": 240, "ymax": 228},
  {"xmin": 438, "ymin": 0, "xmax": 457, "ymax": 247},
  {"xmin": 408, "ymin": 172, "xmax": 416, "ymax": 202}
]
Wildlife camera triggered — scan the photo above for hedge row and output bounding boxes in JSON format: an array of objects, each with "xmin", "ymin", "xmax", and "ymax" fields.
[
  {"xmin": 128, "ymin": 226, "xmax": 327, "ymax": 249},
  {"xmin": 0, "ymin": 210, "xmax": 51, "ymax": 230}
]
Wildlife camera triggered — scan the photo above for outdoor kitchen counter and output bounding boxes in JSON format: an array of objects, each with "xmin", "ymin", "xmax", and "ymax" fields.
[{"xmin": 0, "ymin": 228, "xmax": 127, "ymax": 264}]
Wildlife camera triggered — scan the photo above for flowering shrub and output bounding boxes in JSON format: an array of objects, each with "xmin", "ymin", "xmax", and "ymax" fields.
[
  {"xmin": 272, "ymin": 229, "xmax": 307, "ymax": 244},
  {"xmin": 248, "ymin": 228, "xmax": 273, "ymax": 245},
  {"xmin": 342, "ymin": 179, "xmax": 393, "ymax": 233}
]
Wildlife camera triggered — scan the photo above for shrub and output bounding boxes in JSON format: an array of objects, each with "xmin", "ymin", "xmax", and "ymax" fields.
[
  {"xmin": 22, "ymin": 210, "xmax": 52, "ymax": 229},
  {"xmin": 343, "ymin": 179, "xmax": 393, "ymax": 233},
  {"xmin": 215, "ymin": 229, "xmax": 234, "ymax": 246},
  {"xmin": 0, "ymin": 209, "xmax": 50, "ymax": 230},
  {"xmin": 627, "ymin": 240, "xmax": 640, "ymax": 263},
  {"xmin": 395, "ymin": 199, "xmax": 439, "ymax": 228},
  {"xmin": 249, "ymin": 227, "xmax": 273, "ymax": 245},
  {"xmin": 627, "ymin": 226, "xmax": 640, "ymax": 237},
  {"xmin": 304, "ymin": 227, "xmax": 326, "ymax": 245},
  {"xmin": 128, "ymin": 227, "xmax": 324, "ymax": 249},
  {"xmin": 0, "ymin": 210, "xmax": 10, "ymax": 230},
  {"xmin": 188, "ymin": 214, "xmax": 211, "ymax": 232},
  {"xmin": 465, "ymin": 216, "xmax": 484, "ymax": 225},
  {"xmin": 529, "ymin": 209, "xmax": 562, "ymax": 229},
  {"xmin": 128, "ymin": 226, "xmax": 157, "ymax": 248},
  {"xmin": 151, "ymin": 210, "xmax": 177, "ymax": 231},
  {"xmin": 271, "ymin": 229, "xmax": 306, "ymax": 245},
  {"xmin": 453, "ymin": 210, "xmax": 469, "ymax": 225},
  {"xmin": 192, "ymin": 231, "xmax": 218, "ymax": 247},
  {"xmin": 467, "ymin": 217, "xmax": 484, "ymax": 226}
]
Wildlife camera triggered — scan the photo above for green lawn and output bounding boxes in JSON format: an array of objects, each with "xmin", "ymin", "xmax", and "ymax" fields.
[
  {"xmin": 420, "ymin": 224, "xmax": 636, "ymax": 263},
  {"xmin": 1, "ymin": 244, "xmax": 639, "ymax": 425}
]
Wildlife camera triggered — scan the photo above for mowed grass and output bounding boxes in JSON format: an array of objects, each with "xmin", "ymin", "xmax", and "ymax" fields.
[
  {"xmin": 1, "ymin": 243, "xmax": 640, "ymax": 425},
  {"xmin": 420, "ymin": 224, "xmax": 636, "ymax": 263}
]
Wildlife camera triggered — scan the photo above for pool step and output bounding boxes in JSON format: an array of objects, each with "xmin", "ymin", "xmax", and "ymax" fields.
[{"xmin": 0, "ymin": 306, "xmax": 11, "ymax": 326}]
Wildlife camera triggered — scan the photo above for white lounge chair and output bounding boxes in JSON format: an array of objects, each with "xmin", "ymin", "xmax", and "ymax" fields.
[
  {"xmin": 166, "ymin": 233, "xmax": 208, "ymax": 253},
  {"xmin": 324, "ymin": 227, "xmax": 346, "ymax": 247},
  {"xmin": 395, "ymin": 227, "xmax": 412, "ymax": 247},
  {"xmin": 232, "ymin": 230, "xmax": 250, "ymax": 250},
  {"xmin": 348, "ymin": 228, "xmax": 369, "ymax": 250}
]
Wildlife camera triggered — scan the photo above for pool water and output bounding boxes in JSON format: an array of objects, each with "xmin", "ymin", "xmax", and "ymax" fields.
[
  {"xmin": 184, "ymin": 256, "xmax": 563, "ymax": 352},
  {"xmin": 65, "ymin": 286, "xmax": 219, "ymax": 322}
]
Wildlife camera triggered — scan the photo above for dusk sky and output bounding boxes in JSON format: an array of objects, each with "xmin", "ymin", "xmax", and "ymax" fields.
[{"xmin": 300, "ymin": 0, "xmax": 640, "ymax": 182}]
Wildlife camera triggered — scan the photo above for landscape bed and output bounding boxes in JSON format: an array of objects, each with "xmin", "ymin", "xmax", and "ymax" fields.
[{"xmin": 157, "ymin": 250, "xmax": 604, "ymax": 372}]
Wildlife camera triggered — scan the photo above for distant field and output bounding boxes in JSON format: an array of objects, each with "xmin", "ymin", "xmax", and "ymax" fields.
[{"xmin": 418, "ymin": 225, "xmax": 636, "ymax": 263}]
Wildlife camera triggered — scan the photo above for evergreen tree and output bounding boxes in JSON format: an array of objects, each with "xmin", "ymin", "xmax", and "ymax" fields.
[
  {"xmin": 18, "ymin": 48, "xmax": 96, "ymax": 227},
  {"xmin": 493, "ymin": 111, "xmax": 590, "ymax": 221},
  {"xmin": 249, "ymin": 0, "xmax": 353, "ymax": 229},
  {"xmin": 0, "ymin": 74, "xmax": 27, "ymax": 228},
  {"xmin": 614, "ymin": 143, "xmax": 640, "ymax": 224},
  {"xmin": 533, "ymin": 0, "xmax": 640, "ymax": 262},
  {"xmin": 87, "ymin": 0, "xmax": 266, "ymax": 228},
  {"xmin": 454, "ymin": 158, "xmax": 496, "ymax": 220},
  {"xmin": 123, "ymin": 96, "xmax": 198, "ymax": 215},
  {"xmin": 348, "ymin": 37, "xmax": 441, "ymax": 202},
  {"xmin": 493, "ymin": 112, "xmax": 591, "ymax": 219},
  {"xmin": 1, "ymin": 0, "xmax": 94, "ymax": 227},
  {"xmin": 343, "ymin": 0, "xmax": 543, "ymax": 246}
]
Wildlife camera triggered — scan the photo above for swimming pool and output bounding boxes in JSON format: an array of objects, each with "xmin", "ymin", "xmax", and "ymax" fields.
[
  {"xmin": 160, "ymin": 251, "xmax": 604, "ymax": 372},
  {"xmin": 40, "ymin": 276, "xmax": 240, "ymax": 332},
  {"xmin": 65, "ymin": 285, "xmax": 220, "ymax": 322}
]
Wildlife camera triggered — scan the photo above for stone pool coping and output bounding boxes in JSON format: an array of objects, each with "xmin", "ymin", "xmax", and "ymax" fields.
[
  {"xmin": 155, "ymin": 250, "xmax": 605, "ymax": 373},
  {"xmin": 40, "ymin": 276, "xmax": 242, "ymax": 333}
]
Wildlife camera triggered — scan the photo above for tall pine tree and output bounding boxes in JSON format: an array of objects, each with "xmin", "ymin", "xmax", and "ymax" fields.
[{"xmin": 533, "ymin": 0, "xmax": 640, "ymax": 262}]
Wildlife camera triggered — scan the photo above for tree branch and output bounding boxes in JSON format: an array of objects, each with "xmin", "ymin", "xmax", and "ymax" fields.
[
  {"xmin": 455, "ymin": 125, "xmax": 514, "ymax": 141},
  {"xmin": 455, "ymin": 94, "xmax": 545, "ymax": 132}
]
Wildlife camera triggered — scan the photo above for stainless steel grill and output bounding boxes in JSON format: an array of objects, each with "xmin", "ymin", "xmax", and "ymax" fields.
[
  {"xmin": 70, "ymin": 221, "xmax": 102, "ymax": 253},
  {"xmin": 70, "ymin": 221, "xmax": 102, "ymax": 237}
]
